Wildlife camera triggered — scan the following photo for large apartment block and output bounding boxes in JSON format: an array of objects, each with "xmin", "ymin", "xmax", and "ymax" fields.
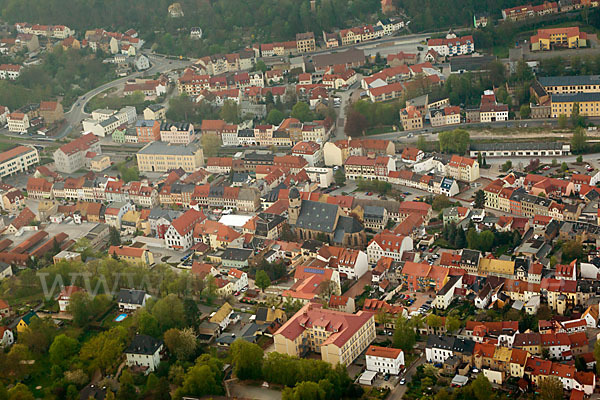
[
  {"xmin": 0, "ymin": 146, "xmax": 39, "ymax": 177},
  {"xmin": 136, "ymin": 141, "xmax": 204, "ymax": 173}
]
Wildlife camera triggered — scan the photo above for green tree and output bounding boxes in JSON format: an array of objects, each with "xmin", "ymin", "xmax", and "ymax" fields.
[
  {"xmin": 519, "ymin": 104, "xmax": 531, "ymax": 119},
  {"xmin": 152, "ymin": 294, "xmax": 185, "ymax": 331},
  {"xmin": 572, "ymin": 126, "xmax": 588, "ymax": 153},
  {"xmin": 79, "ymin": 327, "xmax": 127, "ymax": 373},
  {"xmin": 393, "ymin": 316, "xmax": 416, "ymax": 353},
  {"xmin": 426, "ymin": 314, "xmax": 443, "ymax": 328},
  {"xmin": 538, "ymin": 376, "xmax": 564, "ymax": 400},
  {"xmin": 432, "ymin": 195, "xmax": 452, "ymax": 211},
  {"xmin": 577, "ymin": 155, "xmax": 583, "ymax": 163},
  {"xmin": 417, "ymin": 135, "xmax": 427, "ymax": 151},
  {"xmin": 254, "ymin": 60, "xmax": 267, "ymax": 73},
  {"xmin": 282, "ymin": 381, "xmax": 325, "ymax": 400},
  {"xmin": 291, "ymin": 102, "xmax": 313, "ymax": 122},
  {"xmin": 471, "ymin": 374, "xmax": 493, "ymax": 400},
  {"xmin": 164, "ymin": 327, "xmax": 197, "ymax": 361},
  {"xmin": 501, "ymin": 160, "xmax": 512, "ymax": 172},
  {"xmin": 255, "ymin": 270, "xmax": 272, "ymax": 292},
  {"xmin": 220, "ymin": 100, "xmax": 241, "ymax": 123},
  {"xmin": 136, "ymin": 310, "xmax": 161, "ymax": 337},
  {"xmin": 231, "ymin": 339, "xmax": 264, "ymax": 380},
  {"xmin": 561, "ymin": 162, "xmax": 569, "ymax": 172},
  {"xmin": 562, "ymin": 240, "xmax": 583, "ymax": 262},
  {"xmin": 558, "ymin": 114, "xmax": 568, "ymax": 129},
  {"xmin": 7, "ymin": 384, "xmax": 34, "ymax": 400},
  {"xmin": 201, "ymin": 134, "xmax": 222, "ymax": 158},
  {"xmin": 445, "ymin": 316, "xmax": 461, "ymax": 333},
  {"xmin": 334, "ymin": 168, "xmax": 346, "ymax": 186},
  {"xmin": 266, "ymin": 109, "xmax": 285, "ymax": 125},
  {"xmin": 68, "ymin": 291, "xmax": 93, "ymax": 327},
  {"xmin": 474, "ymin": 190, "xmax": 485, "ymax": 208},
  {"xmin": 108, "ymin": 226, "xmax": 121, "ymax": 246},
  {"xmin": 49, "ymin": 334, "xmax": 79, "ymax": 368}
]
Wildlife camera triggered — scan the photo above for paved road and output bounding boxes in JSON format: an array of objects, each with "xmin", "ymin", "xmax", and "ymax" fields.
[
  {"xmin": 390, "ymin": 354, "xmax": 425, "ymax": 400},
  {"xmin": 58, "ymin": 52, "xmax": 193, "ymax": 139},
  {"xmin": 228, "ymin": 382, "xmax": 282, "ymax": 400}
]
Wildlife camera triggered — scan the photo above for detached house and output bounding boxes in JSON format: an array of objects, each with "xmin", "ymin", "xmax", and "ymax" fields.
[{"xmin": 125, "ymin": 334, "xmax": 163, "ymax": 372}]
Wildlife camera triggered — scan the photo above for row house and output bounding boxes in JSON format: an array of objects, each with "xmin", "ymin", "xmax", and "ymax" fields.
[
  {"xmin": 191, "ymin": 184, "xmax": 261, "ymax": 212},
  {"xmin": 193, "ymin": 219, "xmax": 242, "ymax": 250},
  {"xmin": 366, "ymin": 231, "xmax": 413, "ymax": 264},
  {"xmin": 388, "ymin": 170, "xmax": 460, "ymax": 197},
  {"xmin": 160, "ymin": 122, "xmax": 195, "ymax": 145},
  {"xmin": 427, "ymin": 35, "xmax": 475, "ymax": 57},
  {"xmin": 429, "ymin": 106, "xmax": 461, "ymax": 127},
  {"xmin": 164, "ymin": 208, "xmax": 207, "ymax": 250},
  {"xmin": 446, "ymin": 155, "xmax": 480, "ymax": 182},
  {"xmin": 344, "ymin": 156, "xmax": 395, "ymax": 181},
  {"xmin": 502, "ymin": 2, "xmax": 559, "ymax": 21},
  {"xmin": 0, "ymin": 64, "xmax": 22, "ymax": 80}
]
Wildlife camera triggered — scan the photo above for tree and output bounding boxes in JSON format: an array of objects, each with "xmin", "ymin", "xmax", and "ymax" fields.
[
  {"xmin": 519, "ymin": 104, "xmax": 530, "ymax": 119},
  {"xmin": 164, "ymin": 327, "xmax": 197, "ymax": 361},
  {"xmin": 539, "ymin": 376, "xmax": 564, "ymax": 400},
  {"xmin": 79, "ymin": 327, "xmax": 127, "ymax": 373},
  {"xmin": 432, "ymin": 195, "xmax": 452, "ymax": 211},
  {"xmin": 344, "ymin": 109, "xmax": 368, "ymax": 137},
  {"xmin": 318, "ymin": 279, "xmax": 338, "ymax": 299},
  {"xmin": 334, "ymin": 168, "xmax": 345, "ymax": 186},
  {"xmin": 572, "ymin": 126, "xmax": 588, "ymax": 153},
  {"xmin": 445, "ymin": 316, "xmax": 461, "ymax": 333},
  {"xmin": 49, "ymin": 334, "xmax": 79, "ymax": 368},
  {"xmin": 255, "ymin": 270, "xmax": 271, "ymax": 292},
  {"xmin": 266, "ymin": 109, "xmax": 284, "ymax": 125},
  {"xmin": 201, "ymin": 134, "xmax": 222, "ymax": 158},
  {"xmin": 477, "ymin": 152, "xmax": 482, "ymax": 166},
  {"xmin": 577, "ymin": 155, "xmax": 583, "ymax": 163},
  {"xmin": 220, "ymin": 100, "xmax": 241, "ymax": 123},
  {"xmin": 136, "ymin": 310, "xmax": 161, "ymax": 337},
  {"xmin": 68, "ymin": 291, "xmax": 93, "ymax": 327},
  {"xmin": 417, "ymin": 135, "xmax": 427, "ymax": 151},
  {"xmin": 7, "ymin": 384, "xmax": 34, "ymax": 400},
  {"xmin": 282, "ymin": 381, "xmax": 325, "ymax": 400},
  {"xmin": 562, "ymin": 240, "xmax": 583, "ymax": 262},
  {"xmin": 108, "ymin": 226, "xmax": 121, "ymax": 246},
  {"xmin": 439, "ymin": 129, "xmax": 470, "ymax": 154},
  {"xmin": 561, "ymin": 162, "xmax": 569, "ymax": 172},
  {"xmin": 393, "ymin": 316, "xmax": 416, "ymax": 352},
  {"xmin": 291, "ymin": 102, "xmax": 313, "ymax": 122},
  {"xmin": 231, "ymin": 339, "xmax": 264, "ymax": 380},
  {"xmin": 558, "ymin": 114, "xmax": 568, "ymax": 129},
  {"xmin": 152, "ymin": 294, "xmax": 185, "ymax": 331},
  {"xmin": 254, "ymin": 60, "xmax": 267, "ymax": 73},
  {"xmin": 501, "ymin": 160, "xmax": 512, "ymax": 172},
  {"xmin": 426, "ymin": 314, "xmax": 443, "ymax": 328},
  {"xmin": 471, "ymin": 374, "xmax": 492, "ymax": 400},
  {"xmin": 474, "ymin": 190, "xmax": 485, "ymax": 209}
]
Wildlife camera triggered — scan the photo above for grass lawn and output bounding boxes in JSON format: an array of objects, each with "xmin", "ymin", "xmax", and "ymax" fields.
[
  {"xmin": 100, "ymin": 307, "xmax": 134, "ymax": 329},
  {"xmin": 365, "ymin": 126, "xmax": 398, "ymax": 136}
]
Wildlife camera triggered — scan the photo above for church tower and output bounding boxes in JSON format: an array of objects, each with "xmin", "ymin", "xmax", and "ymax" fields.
[{"xmin": 288, "ymin": 187, "xmax": 301, "ymax": 226}]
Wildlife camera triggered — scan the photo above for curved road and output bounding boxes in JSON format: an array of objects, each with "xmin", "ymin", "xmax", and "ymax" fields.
[{"xmin": 59, "ymin": 53, "xmax": 193, "ymax": 138}]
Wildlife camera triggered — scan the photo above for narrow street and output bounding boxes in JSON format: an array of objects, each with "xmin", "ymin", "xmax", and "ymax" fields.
[{"xmin": 389, "ymin": 354, "xmax": 425, "ymax": 400}]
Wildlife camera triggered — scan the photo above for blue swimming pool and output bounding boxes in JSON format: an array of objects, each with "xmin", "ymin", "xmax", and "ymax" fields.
[{"xmin": 114, "ymin": 313, "xmax": 128, "ymax": 322}]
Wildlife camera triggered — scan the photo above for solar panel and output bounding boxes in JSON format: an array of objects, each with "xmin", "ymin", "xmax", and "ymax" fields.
[{"xmin": 304, "ymin": 267, "xmax": 325, "ymax": 274}]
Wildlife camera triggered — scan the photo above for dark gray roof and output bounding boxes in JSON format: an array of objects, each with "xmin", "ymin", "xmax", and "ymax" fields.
[
  {"xmin": 222, "ymin": 247, "xmax": 253, "ymax": 261},
  {"xmin": 437, "ymin": 275, "xmax": 461, "ymax": 296},
  {"xmin": 364, "ymin": 206, "xmax": 385, "ymax": 219},
  {"xmin": 427, "ymin": 334, "xmax": 455, "ymax": 350},
  {"xmin": 295, "ymin": 200, "xmax": 339, "ymax": 233},
  {"xmin": 538, "ymin": 75, "xmax": 600, "ymax": 87},
  {"xmin": 450, "ymin": 55, "xmax": 496, "ymax": 72},
  {"xmin": 160, "ymin": 121, "xmax": 192, "ymax": 131},
  {"xmin": 238, "ymin": 129, "xmax": 255, "ymax": 138},
  {"xmin": 460, "ymin": 249, "xmax": 480, "ymax": 265},
  {"xmin": 453, "ymin": 338, "xmax": 475, "ymax": 355},
  {"xmin": 125, "ymin": 334, "xmax": 162, "ymax": 355},
  {"xmin": 116, "ymin": 289, "xmax": 146, "ymax": 305},
  {"xmin": 551, "ymin": 93, "xmax": 600, "ymax": 103},
  {"xmin": 470, "ymin": 142, "xmax": 565, "ymax": 151}
]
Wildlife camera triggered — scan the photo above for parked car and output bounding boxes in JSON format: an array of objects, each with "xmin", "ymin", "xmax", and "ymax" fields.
[{"xmin": 400, "ymin": 378, "xmax": 406, "ymax": 385}]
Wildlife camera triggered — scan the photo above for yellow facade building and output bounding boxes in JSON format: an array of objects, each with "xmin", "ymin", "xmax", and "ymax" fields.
[
  {"xmin": 551, "ymin": 93, "xmax": 600, "ymax": 118},
  {"xmin": 530, "ymin": 27, "xmax": 587, "ymax": 51},
  {"xmin": 274, "ymin": 302, "xmax": 375, "ymax": 366},
  {"xmin": 136, "ymin": 141, "xmax": 204, "ymax": 173}
]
